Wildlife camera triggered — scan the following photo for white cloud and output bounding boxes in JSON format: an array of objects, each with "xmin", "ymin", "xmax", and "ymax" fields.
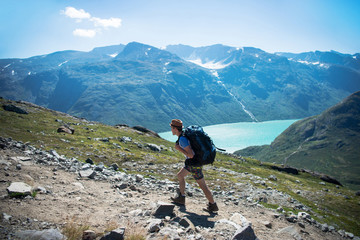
[
  {"xmin": 73, "ymin": 29, "xmax": 97, "ymax": 38},
  {"xmin": 62, "ymin": 6, "xmax": 122, "ymax": 38},
  {"xmin": 91, "ymin": 17, "xmax": 122, "ymax": 28},
  {"xmin": 62, "ymin": 7, "xmax": 91, "ymax": 20}
]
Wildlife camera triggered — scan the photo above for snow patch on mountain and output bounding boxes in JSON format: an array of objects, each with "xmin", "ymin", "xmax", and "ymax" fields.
[
  {"xmin": 108, "ymin": 53, "xmax": 118, "ymax": 58},
  {"xmin": 287, "ymin": 58, "xmax": 329, "ymax": 68},
  {"xmin": 187, "ymin": 58, "xmax": 231, "ymax": 69},
  {"xmin": 58, "ymin": 61, "xmax": 68, "ymax": 67}
]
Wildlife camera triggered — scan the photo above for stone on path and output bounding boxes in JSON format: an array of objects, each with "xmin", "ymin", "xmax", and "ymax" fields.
[
  {"xmin": 15, "ymin": 229, "xmax": 64, "ymax": 240},
  {"xmin": 232, "ymin": 223, "xmax": 259, "ymax": 240},
  {"xmin": 153, "ymin": 201, "xmax": 175, "ymax": 217},
  {"xmin": 7, "ymin": 182, "xmax": 32, "ymax": 196}
]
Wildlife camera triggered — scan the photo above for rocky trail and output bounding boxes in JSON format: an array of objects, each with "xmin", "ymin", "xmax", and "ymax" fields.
[{"xmin": 0, "ymin": 137, "xmax": 357, "ymax": 240}]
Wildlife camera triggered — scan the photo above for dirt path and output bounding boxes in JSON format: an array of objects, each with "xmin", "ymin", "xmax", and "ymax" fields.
[{"xmin": 0, "ymin": 148, "xmax": 345, "ymax": 239}]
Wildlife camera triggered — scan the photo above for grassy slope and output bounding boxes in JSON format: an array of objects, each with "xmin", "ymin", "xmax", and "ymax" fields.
[{"xmin": 0, "ymin": 98, "xmax": 359, "ymax": 235}]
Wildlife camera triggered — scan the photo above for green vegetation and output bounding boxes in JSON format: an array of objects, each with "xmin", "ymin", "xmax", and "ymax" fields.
[
  {"xmin": 235, "ymin": 91, "xmax": 360, "ymax": 190},
  {"xmin": 1, "ymin": 98, "xmax": 359, "ymax": 236}
]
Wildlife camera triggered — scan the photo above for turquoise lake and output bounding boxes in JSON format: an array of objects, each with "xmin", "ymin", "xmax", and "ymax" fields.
[{"xmin": 159, "ymin": 119, "xmax": 299, "ymax": 153}]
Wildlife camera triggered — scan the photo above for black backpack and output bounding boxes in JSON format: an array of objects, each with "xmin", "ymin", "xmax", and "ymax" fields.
[{"xmin": 178, "ymin": 125, "xmax": 220, "ymax": 166}]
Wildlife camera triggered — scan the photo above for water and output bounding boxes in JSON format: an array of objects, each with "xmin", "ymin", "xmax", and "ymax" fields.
[{"xmin": 159, "ymin": 119, "xmax": 298, "ymax": 153}]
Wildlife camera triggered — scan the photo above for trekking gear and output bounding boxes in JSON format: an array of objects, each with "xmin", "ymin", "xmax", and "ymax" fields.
[
  {"xmin": 204, "ymin": 202, "xmax": 219, "ymax": 212},
  {"xmin": 171, "ymin": 193, "xmax": 185, "ymax": 205},
  {"xmin": 178, "ymin": 125, "xmax": 224, "ymax": 166}
]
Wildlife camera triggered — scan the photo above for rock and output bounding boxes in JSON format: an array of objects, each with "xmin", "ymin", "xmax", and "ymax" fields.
[
  {"xmin": 232, "ymin": 223, "xmax": 258, "ymax": 240},
  {"xmin": 215, "ymin": 219, "xmax": 239, "ymax": 233},
  {"xmin": 298, "ymin": 212, "xmax": 311, "ymax": 220},
  {"xmin": 119, "ymin": 136, "xmax": 132, "ymax": 143},
  {"xmin": 2, "ymin": 104, "xmax": 28, "ymax": 114},
  {"xmin": 277, "ymin": 226, "xmax": 302, "ymax": 240},
  {"xmin": 321, "ymin": 223, "xmax": 329, "ymax": 232},
  {"xmin": 111, "ymin": 163, "xmax": 119, "ymax": 171},
  {"xmin": 286, "ymin": 215, "xmax": 297, "ymax": 223},
  {"xmin": 153, "ymin": 201, "xmax": 175, "ymax": 217},
  {"xmin": 83, "ymin": 230, "xmax": 97, "ymax": 240},
  {"xmin": 268, "ymin": 175, "xmax": 277, "ymax": 181},
  {"xmin": 95, "ymin": 162, "xmax": 105, "ymax": 172},
  {"xmin": 100, "ymin": 228, "xmax": 125, "ymax": 240},
  {"xmin": 229, "ymin": 213, "xmax": 250, "ymax": 228},
  {"xmin": 148, "ymin": 219, "xmax": 162, "ymax": 233},
  {"xmin": 132, "ymin": 126, "xmax": 160, "ymax": 138},
  {"xmin": 57, "ymin": 126, "xmax": 75, "ymax": 134},
  {"xmin": 85, "ymin": 158, "xmax": 94, "ymax": 165},
  {"xmin": 7, "ymin": 182, "xmax": 33, "ymax": 197},
  {"xmin": 271, "ymin": 165, "xmax": 299, "ymax": 175},
  {"xmin": 298, "ymin": 222, "xmax": 305, "ymax": 228},
  {"xmin": 15, "ymin": 229, "xmax": 65, "ymax": 240},
  {"xmin": 158, "ymin": 227, "xmax": 180, "ymax": 240},
  {"xmin": 79, "ymin": 169, "xmax": 96, "ymax": 179},
  {"xmin": 320, "ymin": 174, "xmax": 343, "ymax": 186},
  {"xmin": 3, "ymin": 213, "xmax": 12, "ymax": 222},
  {"xmin": 136, "ymin": 174, "xmax": 144, "ymax": 182},
  {"xmin": 263, "ymin": 221, "xmax": 272, "ymax": 229},
  {"xmin": 179, "ymin": 217, "xmax": 195, "ymax": 230},
  {"xmin": 146, "ymin": 143, "xmax": 162, "ymax": 152}
]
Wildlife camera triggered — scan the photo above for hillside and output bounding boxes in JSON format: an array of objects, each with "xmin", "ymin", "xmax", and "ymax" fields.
[
  {"xmin": 0, "ymin": 97, "xmax": 359, "ymax": 239},
  {"xmin": 235, "ymin": 91, "xmax": 360, "ymax": 190},
  {"xmin": 1, "ymin": 42, "xmax": 360, "ymax": 132}
]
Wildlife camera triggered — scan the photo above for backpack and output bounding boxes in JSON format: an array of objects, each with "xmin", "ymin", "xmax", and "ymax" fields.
[{"xmin": 178, "ymin": 125, "xmax": 218, "ymax": 166}]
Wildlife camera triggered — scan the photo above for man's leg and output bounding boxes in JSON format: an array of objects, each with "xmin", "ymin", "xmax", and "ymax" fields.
[
  {"xmin": 196, "ymin": 178, "xmax": 215, "ymax": 204},
  {"xmin": 197, "ymin": 178, "xmax": 219, "ymax": 212},
  {"xmin": 177, "ymin": 167, "xmax": 190, "ymax": 195}
]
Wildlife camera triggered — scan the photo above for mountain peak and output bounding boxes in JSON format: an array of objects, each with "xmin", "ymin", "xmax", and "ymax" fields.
[{"xmin": 115, "ymin": 42, "xmax": 180, "ymax": 62}]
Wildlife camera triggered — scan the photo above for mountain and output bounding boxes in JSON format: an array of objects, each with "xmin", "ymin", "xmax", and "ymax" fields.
[
  {"xmin": 1, "ymin": 97, "xmax": 359, "ymax": 238},
  {"xmin": 1, "ymin": 42, "xmax": 359, "ymax": 132},
  {"xmin": 167, "ymin": 44, "xmax": 360, "ymax": 122},
  {"xmin": 0, "ymin": 42, "xmax": 252, "ymax": 132},
  {"xmin": 234, "ymin": 91, "xmax": 360, "ymax": 189}
]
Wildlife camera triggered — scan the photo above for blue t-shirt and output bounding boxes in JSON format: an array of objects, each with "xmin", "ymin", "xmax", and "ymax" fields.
[
  {"xmin": 179, "ymin": 136, "xmax": 190, "ymax": 149},
  {"xmin": 179, "ymin": 136, "xmax": 192, "ymax": 159}
]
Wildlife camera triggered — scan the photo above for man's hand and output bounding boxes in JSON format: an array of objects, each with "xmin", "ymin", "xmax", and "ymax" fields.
[{"xmin": 175, "ymin": 143, "xmax": 182, "ymax": 151}]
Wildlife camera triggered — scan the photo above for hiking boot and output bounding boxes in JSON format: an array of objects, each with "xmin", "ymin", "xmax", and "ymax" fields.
[
  {"xmin": 204, "ymin": 202, "xmax": 219, "ymax": 212},
  {"xmin": 171, "ymin": 194, "xmax": 185, "ymax": 205}
]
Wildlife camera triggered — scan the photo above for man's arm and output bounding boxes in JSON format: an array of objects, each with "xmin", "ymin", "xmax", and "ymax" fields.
[{"xmin": 175, "ymin": 143, "xmax": 194, "ymax": 158}]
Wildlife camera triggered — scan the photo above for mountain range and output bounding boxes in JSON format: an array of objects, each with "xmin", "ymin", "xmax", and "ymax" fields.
[
  {"xmin": 0, "ymin": 42, "xmax": 359, "ymax": 132},
  {"xmin": 235, "ymin": 91, "xmax": 360, "ymax": 189}
]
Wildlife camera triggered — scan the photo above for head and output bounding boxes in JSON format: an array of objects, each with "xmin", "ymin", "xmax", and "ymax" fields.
[{"xmin": 170, "ymin": 119, "xmax": 183, "ymax": 136}]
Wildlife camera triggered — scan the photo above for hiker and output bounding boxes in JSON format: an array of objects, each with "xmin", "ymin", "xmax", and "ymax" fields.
[{"xmin": 169, "ymin": 119, "xmax": 219, "ymax": 212}]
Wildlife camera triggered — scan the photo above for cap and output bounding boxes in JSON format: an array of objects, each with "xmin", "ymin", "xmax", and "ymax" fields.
[{"xmin": 170, "ymin": 119, "xmax": 183, "ymax": 128}]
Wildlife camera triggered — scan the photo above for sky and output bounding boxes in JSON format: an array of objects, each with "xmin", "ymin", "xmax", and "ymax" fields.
[{"xmin": 0, "ymin": 0, "xmax": 359, "ymax": 59}]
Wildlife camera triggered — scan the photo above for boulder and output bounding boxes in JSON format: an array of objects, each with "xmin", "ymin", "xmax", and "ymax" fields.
[
  {"xmin": 100, "ymin": 228, "xmax": 125, "ymax": 240},
  {"xmin": 79, "ymin": 169, "xmax": 96, "ymax": 179},
  {"xmin": 57, "ymin": 126, "xmax": 75, "ymax": 134},
  {"xmin": 15, "ymin": 229, "xmax": 64, "ymax": 240},
  {"xmin": 83, "ymin": 230, "xmax": 97, "ymax": 240},
  {"xmin": 271, "ymin": 165, "xmax": 299, "ymax": 175},
  {"xmin": 232, "ymin": 223, "xmax": 258, "ymax": 240},
  {"xmin": 320, "ymin": 174, "xmax": 343, "ymax": 186},
  {"xmin": 2, "ymin": 104, "xmax": 28, "ymax": 114},
  {"xmin": 153, "ymin": 201, "xmax": 175, "ymax": 217},
  {"xmin": 7, "ymin": 182, "xmax": 33, "ymax": 197},
  {"xmin": 132, "ymin": 125, "xmax": 160, "ymax": 138},
  {"xmin": 148, "ymin": 219, "xmax": 163, "ymax": 233}
]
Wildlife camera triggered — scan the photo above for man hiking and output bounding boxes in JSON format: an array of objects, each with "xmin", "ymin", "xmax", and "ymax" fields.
[{"xmin": 169, "ymin": 119, "xmax": 219, "ymax": 212}]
